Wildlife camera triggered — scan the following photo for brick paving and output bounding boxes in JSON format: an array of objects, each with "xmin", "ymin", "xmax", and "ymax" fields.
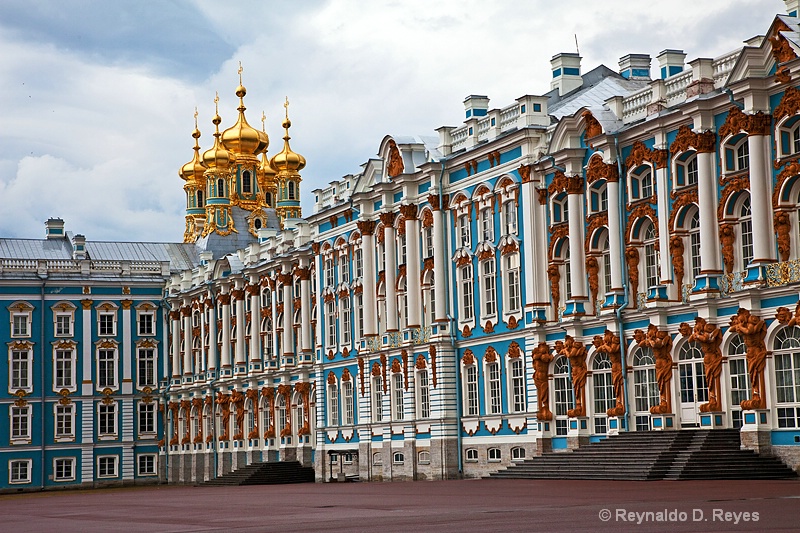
[{"xmin": 2, "ymin": 478, "xmax": 800, "ymax": 532}]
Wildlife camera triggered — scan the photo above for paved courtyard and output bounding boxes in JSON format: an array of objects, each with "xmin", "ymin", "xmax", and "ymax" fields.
[{"xmin": 2, "ymin": 478, "xmax": 800, "ymax": 532}]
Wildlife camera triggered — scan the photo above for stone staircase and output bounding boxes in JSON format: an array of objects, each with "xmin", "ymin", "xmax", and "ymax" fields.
[
  {"xmin": 201, "ymin": 461, "xmax": 315, "ymax": 486},
  {"xmin": 489, "ymin": 430, "xmax": 798, "ymax": 481}
]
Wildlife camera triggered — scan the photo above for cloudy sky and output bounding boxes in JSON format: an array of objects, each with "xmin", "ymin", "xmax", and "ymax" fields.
[{"xmin": 0, "ymin": 0, "xmax": 780, "ymax": 243}]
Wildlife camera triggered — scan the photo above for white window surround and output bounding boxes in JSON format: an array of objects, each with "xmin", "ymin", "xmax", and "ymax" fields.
[
  {"xmin": 9, "ymin": 344, "xmax": 34, "ymax": 393},
  {"xmin": 53, "ymin": 343, "xmax": 77, "ymax": 392},
  {"xmin": 9, "ymin": 459, "xmax": 32, "ymax": 484},
  {"xmin": 53, "ymin": 457, "xmax": 76, "ymax": 482},
  {"xmin": 97, "ymin": 455, "xmax": 118, "ymax": 478}
]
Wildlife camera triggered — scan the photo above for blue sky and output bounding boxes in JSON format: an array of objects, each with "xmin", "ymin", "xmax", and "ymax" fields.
[{"xmin": 0, "ymin": 0, "xmax": 779, "ymax": 242}]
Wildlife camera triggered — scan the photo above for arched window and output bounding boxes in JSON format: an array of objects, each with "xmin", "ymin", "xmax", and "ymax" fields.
[
  {"xmin": 678, "ymin": 341, "xmax": 707, "ymax": 426},
  {"xmin": 643, "ymin": 222, "xmax": 658, "ymax": 290},
  {"xmin": 196, "ymin": 190, "xmax": 204, "ymax": 207},
  {"xmin": 552, "ymin": 193, "xmax": 569, "ymax": 223},
  {"xmin": 511, "ymin": 446, "xmax": 526, "ymax": 461},
  {"xmin": 589, "ymin": 182, "xmax": 608, "ymax": 214},
  {"xmin": 393, "ymin": 452, "xmax": 405, "ymax": 464},
  {"xmin": 728, "ymin": 334, "xmax": 749, "ymax": 428},
  {"xmin": 503, "ymin": 199, "xmax": 518, "ymax": 235},
  {"xmin": 488, "ymin": 447, "xmax": 502, "ymax": 462},
  {"xmin": 260, "ymin": 397, "xmax": 270, "ymax": 441},
  {"xmin": 480, "ymin": 206, "xmax": 494, "ymax": 242},
  {"xmin": 689, "ymin": 211, "xmax": 701, "ymax": 279},
  {"xmin": 553, "ymin": 355, "xmax": 572, "ymax": 436},
  {"xmin": 630, "ymin": 166, "xmax": 654, "ymax": 201},
  {"xmin": 217, "ymin": 178, "xmax": 225, "ymax": 197},
  {"xmin": 592, "ymin": 352, "xmax": 614, "ymax": 434},
  {"xmin": 242, "ymin": 170, "xmax": 252, "ymax": 194},
  {"xmin": 774, "ymin": 326, "xmax": 800, "ymax": 428},
  {"xmin": 288, "ymin": 181, "xmax": 296, "ymax": 200},
  {"xmin": 633, "ymin": 347, "xmax": 658, "ymax": 431},
  {"xmin": 245, "ymin": 399, "xmax": 255, "ymax": 438},
  {"xmin": 739, "ymin": 197, "xmax": 753, "ymax": 270},
  {"xmin": 276, "ymin": 394, "xmax": 287, "ymax": 437},
  {"xmin": 458, "ymin": 213, "xmax": 471, "ymax": 248},
  {"xmin": 674, "ymin": 152, "xmax": 698, "ymax": 188}
]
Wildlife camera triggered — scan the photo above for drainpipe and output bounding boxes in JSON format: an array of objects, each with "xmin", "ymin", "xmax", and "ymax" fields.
[
  {"xmin": 435, "ymin": 162, "xmax": 463, "ymax": 478},
  {"xmin": 613, "ymin": 134, "xmax": 633, "ymax": 430},
  {"xmin": 38, "ymin": 273, "xmax": 47, "ymax": 490}
]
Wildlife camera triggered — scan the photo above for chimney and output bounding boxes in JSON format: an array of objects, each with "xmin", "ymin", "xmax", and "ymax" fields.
[
  {"xmin": 45, "ymin": 218, "xmax": 65, "ymax": 239},
  {"xmin": 72, "ymin": 234, "xmax": 87, "ymax": 260},
  {"xmin": 618, "ymin": 54, "xmax": 651, "ymax": 81},
  {"xmin": 550, "ymin": 53, "xmax": 582, "ymax": 96},
  {"xmin": 786, "ymin": 0, "xmax": 799, "ymax": 16},
  {"xmin": 463, "ymin": 95, "xmax": 489, "ymax": 120},
  {"xmin": 656, "ymin": 49, "xmax": 687, "ymax": 79}
]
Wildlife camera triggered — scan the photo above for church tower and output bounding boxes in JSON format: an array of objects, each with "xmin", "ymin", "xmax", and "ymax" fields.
[
  {"xmin": 200, "ymin": 95, "xmax": 236, "ymax": 238},
  {"xmin": 270, "ymin": 98, "xmax": 306, "ymax": 224},
  {"xmin": 179, "ymin": 110, "xmax": 207, "ymax": 242}
]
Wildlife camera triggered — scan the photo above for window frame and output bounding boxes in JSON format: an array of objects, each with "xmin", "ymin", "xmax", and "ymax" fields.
[
  {"xmin": 9, "ymin": 459, "xmax": 32, "ymax": 484},
  {"xmin": 98, "ymin": 401, "xmax": 118, "ymax": 437},
  {"xmin": 97, "ymin": 455, "xmax": 118, "ymax": 478},
  {"xmin": 53, "ymin": 457, "xmax": 76, "ymax": 482}
]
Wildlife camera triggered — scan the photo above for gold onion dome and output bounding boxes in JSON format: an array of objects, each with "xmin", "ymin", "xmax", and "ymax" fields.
[
  {"xmin": 270, "ymin": 110, "xmax": 306, "ymax": 173},
  {"xmin": 180, "ymin": 126, "xmax": 206, "ymax": 181},
  {"xmin": 221, "ymin": 82, "xmax": 269, "ymax": 157},
  {"xmin": 202, "ymin": 111, "xmax": 234, "ymax": 170}
]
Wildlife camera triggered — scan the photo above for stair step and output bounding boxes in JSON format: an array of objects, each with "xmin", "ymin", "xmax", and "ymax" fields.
[{"xmin": 201, "ymin": 461, "xmax": 315, "ymax": 486}]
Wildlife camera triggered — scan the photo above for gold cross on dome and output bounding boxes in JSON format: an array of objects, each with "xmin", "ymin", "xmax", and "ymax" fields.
[
  {"xmin": 214, "ymin": 91, "xmax": 219, "ymax": 112},
  {"xmin": 261, "ymin": 111, "xmax": 266, "ymax": 131},
  {"xmin": 238, "ymin": 61, "xmax": 243, "ymax": 84},
  {"xmin": 194, "ymin": 107, "xmax": 198, "ymax": 128},
  {"xmin": 284, "ymin": 96, "xmax": 289, "ymax": 118}
]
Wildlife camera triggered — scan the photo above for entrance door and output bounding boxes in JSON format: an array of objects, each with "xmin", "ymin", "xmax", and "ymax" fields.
[{"xmin": 678, "ymin": 342, "xmax": 707, "ymax": 426}]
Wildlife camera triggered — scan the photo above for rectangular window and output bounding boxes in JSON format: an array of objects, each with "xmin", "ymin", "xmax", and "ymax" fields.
[
  {"xmin": 504, "ymin": 201, "xmax": 517, "ymax": 235},
  {"xmin": 139, "ymin": 402, "xmax": 156, "ymax": 434},
  {"xmin": 99, "ymin": 402, "xmax": 117, "ymax": 436},
  {"xmin": 9, "ymin": 460, "xmax": 31, "ymax": 484},
  {"xmin": 487, "ymin": 363, "xmax": 501, "ymax": 415},
  {"xmin": 98, "ymin": 349, "xmax": 117, "ymax": 388},
  {"xmin": 98, "ymin": 456, "xmax": 117, "ymax": 478},
  {"xmin": 418, "ymin": 370, "xmax": 431, "ymax": 418},
  {"xmin": 328, "ymin": 384, "xmax": 339, "ymax": 426},
  {"xmin": 505, "ymin": 255, "xmax": 521, "ymax": 313},
  {"xmin": 55, "ymin": 404, "xmax": 74, "ymax": 438},
  {"xmin": 482, "ymin": 260, "xmax": 496, "ymax": 317},
  {"xmin": 398, "ymin": 234, "xmax": 407, "ymax": 265},
  {"xmin": 55, "ymin": 314, "xmax": 72, "ymax": 337},
  {"xmin": 12, "ymin": 314, "xmax": 30, "ymax": 337},
  {"xmin": 372, "ymin": 377, "xmax": 383, "ymax": 422},
  {"xmin": 424, "ymin": 227, "xmax": 434, "ymax": 258},
  {"xmin": 55, "ymin": 349, "xmax": 75, "ymax": 389},
  {"xmin": 459, "ymin": 215, "xmax": 471, "ymax": 248},
  {"xmin": 326, "ymin": 301, "xmax": 336, "ymax": 347},
  {"xmin": 138, "ymin": 312, "xmax": 155, "ymax": 336},
  {"xmin": 11, "ymin": 406, "xmax": 30, "ymax": 440},
  {"xmin": 355, "ymin": 294, "xmax": 364, "ymax": 340},
  {"xmin": 341, "ymin": 298, "xmax": 351, "ymax": 345},
  {"xmin": 137, "ymin": 348, "xmax": 156, "ymax": 387},
  {"xmin": 325, "ymin": 258, "xmax": 334, "ymax": 287},
  {"xmin": 481, "ymin": 208, "xmax": 493, "ymax": 242},
  {"xmin": 393, "ymin": 373, "xmax": 404, "ymax": 420},
  {"xmin": 138, "ymin": 454, "xmax": 157, "ymax": 476},
  {"xmin": 99, "ymin": 312, "xmax": 116, "ymax": 336},
  {"xmin": 355, "ymin": 249, "xmax": 363, "ymax": 279},
  {"xmin": 465, "ymin": 366, "xmax": 478, "ymax": 416},
  {"xmin": 461, "ymin": 265, "xmax": 474, "ymax": 321},
  {"xmin": 343, "ymin": 381, "xmax": 354, "ymax": 425},
  {"xmin": 54, "ymin": 458, "xmax": 75, "ymax": 482},
  {"xmin": 340, "ymin": 254, "xmax": 349, "ymax": 283},
  {"xmin": 510, "ymin": 359, "xmax": 526, "ymax": 412},
  {"xmin": 11, "ymin": 350, "xmax": 32, "ymax": 391}
]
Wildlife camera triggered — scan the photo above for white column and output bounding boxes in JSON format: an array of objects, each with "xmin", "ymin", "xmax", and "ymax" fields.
[
  {"xmin": 199, "ymin": 302, "xmax": 207, "ymax": 374},
  {"xmin": 403, "ymin": 205, "xmax": 422, "ymax": 328},
  {"xmin": 219, "ymin": 293, "xmax": 231, "ymax": 370},
  {"xmin": 182, "ymin": 305, "xmax": 192, "ymax": 378},
  {"xmin": 170, "ymin": 306, "xmax": 181, "ymax": 379},
  {"xmin": 567, "ymin": 182, "xmax": 587, "ymax": 300},
  {"xmin": 606, "ymin": 179, "xmax": 624, "ymax": 290},
  {"xmin": 248, "ymin": 281, "xmax": 260, "ymax": 364},
  {"xmin": 696, "ymin": 150, "xmax": 721, "ymax": 273},
  {"xmin": 299, "ymin": 265, "xmax": 312, "ymax": 356},
  {"xmin": 748, "ymin": 130, "xmax": 775, "ymax": 263},
  {"xmin": 233, "ymin": 287, "xmax": 246, "ymax": 367},
  {"xmin": 431, "ymin": 198, "xmax": 447, "ymax": 322},
  {"xmin": 383, "ymin": 217, "xmax": 399, "ymax": 332},
  {"xmin": 655, "ymin": 165, "xmax": 671, "ymax": 284},
  {"xmin": 281, "ymin": 270, "xmax": 294, "ymax": 358},
  {"xmin": 121, "ymin": 300, "xmax": 132, "ymax": 394},
  {"xmin": 82, "ymin": 300, "xmax": 93, "ymax": 396},
  {"xmin": 358, "ymin": 220, "xmax": 378, "ymax": 337},
  {"xmin": 206, "ymin": 298, "xmax": 217, "ymax": 373}
]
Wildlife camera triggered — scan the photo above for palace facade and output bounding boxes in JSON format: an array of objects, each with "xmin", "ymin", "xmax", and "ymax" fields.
[{"xmin": 5, "ymin": 0, "xmax": 800, "ymax": 490}]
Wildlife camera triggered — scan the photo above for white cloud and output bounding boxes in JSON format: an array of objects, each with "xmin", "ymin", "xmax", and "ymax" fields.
[{"xmin": 0, "ymin": 0, "xmax": 783, "ymax": 242}]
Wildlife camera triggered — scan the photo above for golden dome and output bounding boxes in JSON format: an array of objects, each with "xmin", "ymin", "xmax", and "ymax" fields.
[
  {"xmin": 270, "ymin": 102, "xmax": 306, "ymax": 173},
  {"xmin": 180, "ymin": 126, "xmax": 206, "ymax": 181},
  {"xmin": 202, "ymin": 111, "xmax": 234, "ymax": 170},
  {"xmin": 221, "ymin": 83, "xmax": 269, "ymax": 157}
]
